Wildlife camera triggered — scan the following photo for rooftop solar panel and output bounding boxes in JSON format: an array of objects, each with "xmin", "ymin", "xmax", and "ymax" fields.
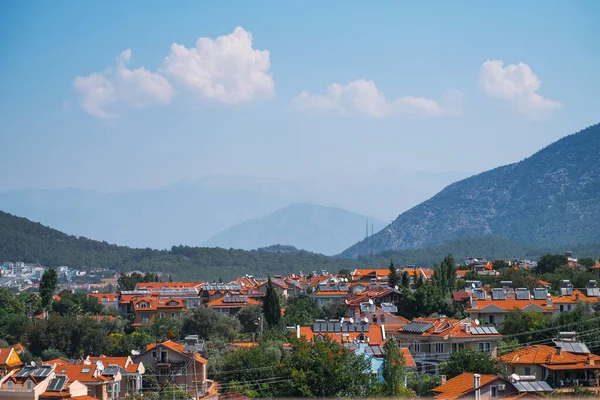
[
  {"xmin": 586, "ymin": 288, "xmax": 600, "ymax": 297},
  {"xmin": 560, "ymin": 287, "xmax": 574, "ymax": 296},
  {"xmin": 554, "ymin": 341, "xmax": 590, "ymax": 354},
  {"xmin": 516, "ymin": 289, "xmax": 531, "ymax": 300},
  {"xmin": 533, "ymin": 288, "xmax": 548, "ymax": 300},
  {"xmin": 492, "ymin": 289, "xmax": 506, "ymax": 300},
  {"xmin": 102, "ymin": 365, "xmax": 120, "ymax": 376},
  {"xmin": 402, "ymin": 321, "xmax": 433, "ymax": 333},
  {"xmin": 33, "ymin": 365, "xmax": 52, "ymax": 377},
  {"xmin": 16, "ymin": 366, "xmax": 36, "ymax": 378},
  {"xmin": 47, "ymin": 375, "xmax": 68, "ymax": 392}
]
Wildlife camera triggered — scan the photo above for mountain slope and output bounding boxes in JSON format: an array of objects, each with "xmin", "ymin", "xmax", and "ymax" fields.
[
  {"xmin": 203, "ymin": 203, "xmax": 387, "ymax": 255},
  {"xmin": 0, "ymin": 210, "xmax": 358, "ymax": 281},
  {"xmin": 0, "ymin": 185, "xmax": 303, "ymax": 249},
  {"xmin": 341, "ymin": 124, "xmax": 600, "ymax": 258}
]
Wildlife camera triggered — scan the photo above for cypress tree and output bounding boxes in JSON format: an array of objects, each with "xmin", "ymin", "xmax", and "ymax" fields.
[
  {"xmin": 263, "ymin": 277, "xmax": 281, "ymax": 328},
  {"xmin": 39, "ymin": 268, "xmax": 57, "ymax": 308},
  {"xmin": 388, "ymin": 261, "xmax": 400, "ymax": 288}
]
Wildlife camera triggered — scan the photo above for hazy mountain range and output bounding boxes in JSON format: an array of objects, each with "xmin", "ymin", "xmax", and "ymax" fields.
[
  {"xmin": 204, "ymin": 203, "xmax": 386, "ymax": 255},
  {"xmin": 341, "ymin": 123, "xmax": 600, "ymax": 258}
]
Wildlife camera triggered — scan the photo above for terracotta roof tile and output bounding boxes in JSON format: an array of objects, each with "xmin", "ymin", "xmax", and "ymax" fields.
[{"xmin": 433, "ymin": 372, "xmax": 503, "ymax": 400}]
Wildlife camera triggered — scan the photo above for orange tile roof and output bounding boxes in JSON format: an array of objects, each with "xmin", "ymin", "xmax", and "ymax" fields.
[
  {"xmin": 351, "ymin": 269, "xmax": 391, "ymax": 277},
  {"xmin": 401, "ymin": 348, "xmax": 416, "ymax": 368},
  {"xmin": 589, "ymin": 262, "xmax": 600, "ymax": 269},
  {"xmin": 433, "ymin": 372, "xmax": 503, "ymax": 400},
  {"xmin": 312, "ymin": 291, "xmax": 349, "ymax": 296},
  {"xmin": 466, "ymin": 299, "xmax": 556, "ymax": 312},
  {"xmin": 398, "ymin": 317, "xmax": 502, "ymax": 338},
  {"xmin": 136, "ymin": 282, "xmax": 202, "ymax": 289},
  {"xmin": 552, "ymin": 289, "xmax": 598, "ymax": 304},
  {"xmin": 145, "ymin": 340, "xmax": 207, "ymax": 364},
  {"xmin": 44, "ymin": 358, "xmax": 69, "ymax": 366},
  {"xmin": 126, "ymin": 363, "xmax": 140, "ymax": 373},
  {"xmin": 88, "ymin": 293, "xmax": 119, "ymax": 302},
  {"xmin": 0, "ymin": 347, "xmax": 22, "ymax": 367},
  {"xmin": 497, "ymin": 344, "xmax": 600, "ymax": 370},
  {"xmin": 88, "ymin": 356, "xmax": 130, "ymax": 368},
  {"xmin": 297, "ymin": 324, "xmax": 385, "ymax": 344},
  {"xmin": 206, "ymin": 296, "xmax": 261, "ymax": 308},
  {"xmin": 132, "ymin": 296, "xmax": 185, "ymax": 311},
  {"xmin": 53, "ymin": 364, "xmax": 110, "ymax": 384}
]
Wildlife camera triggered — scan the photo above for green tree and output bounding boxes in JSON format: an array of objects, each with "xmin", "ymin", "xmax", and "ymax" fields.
[
  {"xmin": 321, "ymin": 302, "xmax": 347, "ymax": 320},
  {"xmin": 283, "ymin": 337, "xmax": 372, "ymax": 397},
  {"xmin": 401, "ymin": 271, "xmax": 410, "ymax": 289},
  {"xmin": 388, "ymin": 261, "xmax": 400, "ymax": 289},
  {"xmin": 492, "ymin": 260, "xmax": 511, "ymax": 270},
  {"xmin": 181, "ymin": 305, "xmax": 240, "ymax": 341},
  {"xmin": 500, "ymin": 310, "xmax": 548, "ymax": 344},
  {"xmin": 235, "ymin": 304, "xmax": 263, "ymax": 334},
  {"xmin": 579, "ymin": 257, "xmax": 596, "ymax": 269},
  {"xmin": 146, "ymin": 316, "xmax": 181, "ymax": 340},
  {"xmin": 440, "ymin": 348, "xmax": 499, "ymax": 379},
  {"xmin": 536, "ymin": 254, "xmax": 568, "ymax": 275},
  {"xmin": 39, "ymin": 268, "xmax": 58, "ymax": 308},
  {"xmin": 41, "ymin": 348, "xmax": 66, "ymax": 361},
  {"xmin": 407, "ymin": 372, "xmax": 439, "ymax": 397},
  {"xmin": 263, "ymin": 277, "xmax": 281, "ymax": 329},
  {"xmin": 382, "ymin": 336, "xmax": 411, "ymax": 396},
  {"xmin": 283, "ymin": 296, "xmax": 323, "ymax": 326}
]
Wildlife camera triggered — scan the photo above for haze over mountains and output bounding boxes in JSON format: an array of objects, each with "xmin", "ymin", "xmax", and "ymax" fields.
[
  {"xmin": 204, "ymin": 203, "xmax": 386, "ymax": 255},
  {"xmin": 0, "ymin": 170, "xmax": 461, "ymax": 251},
  {"xmin": 341, "ymin": 124, "xmax": 600, "ymax": 258}
]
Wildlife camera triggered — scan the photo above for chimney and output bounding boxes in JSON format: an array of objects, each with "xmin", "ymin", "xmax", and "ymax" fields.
[
  {"xmin": 557, "ymin": 347, "xmax": 562, "ymax": 356},
  {"xmin": 440, "ymin": 375, "xmax": 447, "ymax": 386},
  {"xmin": 588, "ymin": 357, "xmax": 595, "ymax": 366},
  {"xmin": 546, "ymin": 295, "xmax": 552, "ymax": 307},
  {"xmin": 470, "ymin": 295, "xmax": 478, "ymax": 309},
  {"xmin": 474, "ymin": 374, "xmax": 481, "ymax": 400}
]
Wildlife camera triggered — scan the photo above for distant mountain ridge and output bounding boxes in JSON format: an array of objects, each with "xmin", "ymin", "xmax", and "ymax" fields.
[
  {"xmin": 203, "ymin": 203, "xmax": 387, "ymax": 255},
  {"xmin": 341, "ymin": 124, "xmax": 600, "ymax": 258}
]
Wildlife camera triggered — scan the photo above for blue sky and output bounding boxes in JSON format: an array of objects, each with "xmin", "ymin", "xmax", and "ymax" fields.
[{"xmin": 1, "ymin": 1, "xmax": 599, "ymax": 218}]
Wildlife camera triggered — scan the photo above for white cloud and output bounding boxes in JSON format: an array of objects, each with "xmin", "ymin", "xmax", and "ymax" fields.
[
  {"xmin": 479, "ymin": 60, "xmax": 562, "ymax": 117},
  {"xmin": 74, "ymin": 27, "xmax": 273, "ymax": 118},
  {"xmin": 292, "ymin": 79, "xmax": 462, "ymax": 118},
  {"xmin": 74, "ymin": 49, "xmax": 174, "ymax": 118},
  {"xmin": 161, "ymin": 27, "xmax": 274, "ymax": 104}
]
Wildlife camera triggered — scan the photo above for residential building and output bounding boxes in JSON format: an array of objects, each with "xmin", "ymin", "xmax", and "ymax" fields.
[
  {"xmin": 0, "ymin": 347, "xmax": 23, "ymax": 376},
  {"xmin": 293, "ymin": 319, "xmax": 386, "ymax": 344},
  {"xmin": 0, "ymin": 364, "xmax": 55, "ymax": 400},
  {"xmin": 393, "ymin": 317, "xmax": 503, "ymax": 375},
  {"xmin": 206, "ymin": 293, "xmax": 262, "ymax": 315},
  {"xmin": 432, "ymin": 372, "xmax": 515, "ymax": 400},
  {"xmin": 465, "ymin": 288, "xmax": 557, "ymax": 325},
  {"xmin": 354, "ymin": 343, "xmax": 415, "ymax": 385},
  {"xmin": 51, "ymin": 362, "xmax": 122, "ymax": 400},
  {"xmin": 496, "ymin": 344, "xmax": 600, "ymax": 389},
  {"xmin": 130, "ymin": 296, "xmax": 185, "ymax": 327},
  {"xmin": 87, "ymin": 356, "xmax": 144, "ymax": 398},
  {"xmin": 133, "ymin": 337, "xmax": 208, "ymax": 397},
  {"xmin": 39, "ymin": 376, "xmax": 92, "ymax": 400},
  {"xmin": 88, "ymin": 293, "xmax": 119, "ymax": 311}
]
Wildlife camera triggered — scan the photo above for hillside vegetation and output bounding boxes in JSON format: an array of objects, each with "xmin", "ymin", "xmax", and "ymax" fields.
[{"xmin": 342, "ymin": 124, "xmax": 600, "ymax": 257}]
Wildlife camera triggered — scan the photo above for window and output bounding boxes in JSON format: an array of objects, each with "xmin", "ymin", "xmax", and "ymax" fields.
[
  {"xmin": 491, "ymin": 385, "xmax": 498, "ymax": 397},
  {"xmin": 102, "ymin": 297, "xmax": 108, "ymax": 302},
  {"xmin": 373, "ymin": 316, "xmax": 378, "ymax": 323},
  {"xmin": 158, "ymin": 312, "xmax": 164, "ymax": 318},
  {"xmin": 489, "ymin": 315, "xmax": 495, "ymax": 324},
  {"xmin": 414, "ymin": 341, "xmax": 420, "ymax": 352},
  {"xmin": 151, "ymin": 351, "xmax": 157, "ymax": 358},
  {"xmin": 142, "ymin": 313, "xmax": 150, "ymax": 323},
  {"xmin": 139, "ymin": 301, "xmax": 149, "ymax": 308},
  {"xmin": 7, "ymin": 381, "xmax": 13, "ymax": 389},
  {"xmin": 478, "ymin": 342, "xmax": 491, "ymax": 352},
  {"xmin": 560, "ymin": 305, "xmax": 564, "ymax": 312},
  {"xmin": 524, "ymin": 367, "xmax": 531, "ymax": 375},
  {"xmin": 27, "ymin": 380, "xmax": 32, "ymax": 390},
  {"xmin": 82, "ymin": 368, "xmax": 91, "ymax": 373},
  {"xmin": 435, "ymin": 342, "xmax": 444, "ymax": 353},
  {"xmin": 567, "ymin": 305, "xmax": 572, "ymax": 311},
  {"xmin": 171, "ymin": 312, "xmax": 176, "ymax": 318}
]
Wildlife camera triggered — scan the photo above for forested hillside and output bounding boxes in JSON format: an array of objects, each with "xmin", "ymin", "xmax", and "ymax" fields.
[{"xmin": 3, "ymin": 211, "xmax": 598, "ymax": 281}]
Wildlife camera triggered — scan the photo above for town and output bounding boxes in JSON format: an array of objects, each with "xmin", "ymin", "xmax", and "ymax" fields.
[{"xmin": 2, "ymin": 253, "xmax": 600, "ymax": 399}]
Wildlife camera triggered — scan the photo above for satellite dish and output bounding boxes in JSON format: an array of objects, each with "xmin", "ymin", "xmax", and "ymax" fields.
[
  {"xmin": 394, "ymin": 285, "xmax": 399, "ymax": 290},
  {"xmin": 368, "ymin": 299, "xmax": 374, "ymax": 305},
  {"xmin": 363, "ymin": 317, "xmax": 369, "ymax": 324},
  {"xmin": 131, "ymin": 350, "xmax": 140, "ymax": 356},
  {"xmin": 30, "ymin": 361, "xmax": 35, "ymax": 367},
  {"xmin": 340, "ymin": 317, "xmax": 344, "ymax": 323},
  {"xmin": 471, "ymin": 283, "xmax": 476, "ymax": 288},
  {"xmin": 349, "ymin": 317, "xmax": 354, "ymax": 324},
  {"xmin": 475, "ymin": 319, "xmax": 480, "ymax": 326}
]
